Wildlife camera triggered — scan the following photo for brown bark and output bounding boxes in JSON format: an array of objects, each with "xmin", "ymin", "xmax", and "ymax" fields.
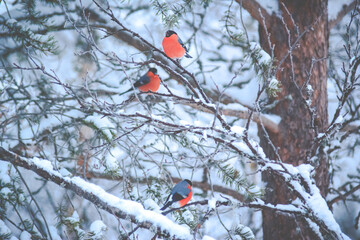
[{"xmin": 258, "ymin": 0, "xmax": 329, "ymax": 239}]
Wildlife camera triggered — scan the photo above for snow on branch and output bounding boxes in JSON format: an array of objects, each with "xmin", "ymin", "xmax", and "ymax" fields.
[
  {"xmin": 73, "ymin": 3, "xmax": 273, "ymax": 132},
  {"xmin": 263, "ymin": 162, "xmax": 351, "ymax": 240},
  {"xmin": 0, "ymin": 147, "xmax": 193, "ymax": 240},
  {"xmin": 185, "ymin": 102, "xmax": 280, "ymax": 133},
  {"xmin": 84, "ymin": 172, "xmax": 246, "ymax": 202},
  {"xmin": 12, "ymin": 55, "xmax": 263, "ymax": 161},
  {"xmin": 310, "ymin": 54, "xmax": 360, "ymax": 156}
]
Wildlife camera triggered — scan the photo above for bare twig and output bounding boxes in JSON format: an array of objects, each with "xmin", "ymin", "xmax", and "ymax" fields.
[
  {"xmin": 328, "ymin": 183, "xmax": 360, "ymax": 207},
  {"xmin": 235, "ymin": 0, "xmax": 272, "ymax": 29},
  {"xmin": 0, "ymin": 147, "xmax": 191, "ymax": 240},
  {"xmin": 329, "ymin": 1, "xmax": 358, "ymax": 29}
]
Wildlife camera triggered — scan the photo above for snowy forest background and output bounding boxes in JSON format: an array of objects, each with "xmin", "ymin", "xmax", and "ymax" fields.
[{"xmin": 0, "ymin": 0, "xmax": 360, "ymax": 239}]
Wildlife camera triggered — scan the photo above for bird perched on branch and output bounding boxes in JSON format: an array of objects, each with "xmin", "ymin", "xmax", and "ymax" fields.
[
  {"xmin": 119, "ymin": 68, "xmax": 161, "ymax": 96},
  {"xmin": 160, "ymin": 179, "xmax": 193, "ymax": 211},
  {"xmin": 162, "ymin": 30, "xmax": 192, "ymax": 59}
]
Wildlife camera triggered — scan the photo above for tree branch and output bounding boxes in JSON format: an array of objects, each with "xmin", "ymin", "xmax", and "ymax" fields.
[
  {"xmin": 186, "ymin": 103, "xmax": 279, "ymax": 133},
  {"xmin": 162, "ymin": 200, "xmax": 231, "ymax": 216},
  {"xmin": 328, "ymin": 183, "xmax": 360, "ymax": 208},
  {"xmin": 0, "ymin": 147, "xmax": 192, "ymax": 240},
  {"xmin": 87, "ymin": 9, "xmax": 256, "ymax": 108},
  {"xmin": 235, "ymin": 0, "xmax": 272, "ymax": 29},
  {"xmin": 329, "ymin": 1, "xmax": 358, "ymax": 29},
  {"xmin": 82, "ymin": 172, "xmax": 245, "ymax": 202}
]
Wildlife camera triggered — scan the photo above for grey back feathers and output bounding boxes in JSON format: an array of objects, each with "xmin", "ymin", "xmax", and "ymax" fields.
[
  {"xmin": 171, "ymin": 180, "xmax": 191, "ymax": 198},
  {"xmin": 160, "ymin": 179, "xmax": 192, "ymax": 211},
  {"xmin": 184, "ymin": 179, "xmax": 192, "ymax": 186}
]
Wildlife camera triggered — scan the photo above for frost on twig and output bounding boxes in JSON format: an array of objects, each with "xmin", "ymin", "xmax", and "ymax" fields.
[{"xmin": 0, "ymin": 147, "xmax": 192, "ymax": 240}]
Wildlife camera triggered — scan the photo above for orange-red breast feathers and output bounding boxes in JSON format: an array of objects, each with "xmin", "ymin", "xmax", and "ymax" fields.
[
  {"xmin": 179, "ymin": 185, "xmax": 192, "ymax": 207},
  {"xmin": 118, "ymin": 68, "xmax": 161, "ymax": 96},
  {"xmin": 163, "ymin": 34, "xmax": 185, "ymax": 59},
  {"xmin": 162, "ymin": 30, "xmax": 192, "ymax": 59},
  {"xmin": 138, "ymin": 71, "xmax": 161, "ymax": 93}
]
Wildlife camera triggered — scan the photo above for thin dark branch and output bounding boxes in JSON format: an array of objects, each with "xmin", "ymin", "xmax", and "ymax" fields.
[
  {"xmin": 0, "ymin": 147, "xmax": 188, "ymax": 240},
  {"xmin": 82, "ymin": 172, "xmax": 245, "ymax": 202},
  {"xmin": 329, "ymin": 1, "xmax": 358, "ymax": 29},
  {"xmin": 162, "ymin": 200, "xmax": 231, "ymax": 215},
  {"xmin": 235, "ymin": 0, "xmax": 272, "ymax": 29},
  {"xmin": 328, "ymin": 183, "xmax": 360, "ymax": 207}
]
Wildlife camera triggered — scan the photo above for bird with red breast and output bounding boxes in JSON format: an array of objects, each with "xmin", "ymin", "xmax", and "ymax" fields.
[
  {"xmin": 162, "ymin": 30, "xmax": 192, "ymax": 59},
  {"xmin": 119, "ymin": 68, "xmax": 161, "ymax": 96},
  {"xmin": 160, "ymin": 179, "xmax": 193, "ymax": 211}
]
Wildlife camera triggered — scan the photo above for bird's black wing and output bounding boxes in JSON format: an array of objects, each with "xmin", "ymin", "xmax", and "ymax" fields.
[
  {"xmin": 177, "ymin": 36, "xmax": 192, "ymax": 58},
  {"xmin": 177, "ymin": 36, "xmax": 188, "ymax": 52},
  {"xmin": 163, "ymin": 193, "xmax": 171, "ymax": 205},
  {"xmin": 172, "ymin": 192, "xmax": 185, "ymax": 201},
  {"xmin": 160, "ymin": 192, "xmax": 184, "ymax": 211},
  {"xmin": 134, "ymin": 74, "xmax": 150, "ymax": 88}
]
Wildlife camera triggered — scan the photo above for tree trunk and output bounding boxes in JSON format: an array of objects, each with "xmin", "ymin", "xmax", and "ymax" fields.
[{"xmin": 258, "ymin": 0, "xmax": 329, "ymax": 239}]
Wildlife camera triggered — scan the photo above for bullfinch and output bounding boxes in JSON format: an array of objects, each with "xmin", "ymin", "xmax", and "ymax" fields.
[
  {"xmin": 119, "ymin": 68, "xmax": 161, "ymax": 96},
  {"xmin": 162, "ymin": 30, "xmax": 192, "ymax": 59},
  {"xmin": 160, "ymin": 179, "xmax": 193, "ymax": 211}
]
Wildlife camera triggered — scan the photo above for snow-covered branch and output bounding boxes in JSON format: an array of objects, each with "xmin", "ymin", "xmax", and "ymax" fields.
[
  {"xmin": 0, "ymin": 147, "xmax": 193, "ymax": 240},
  {"xmin": 262, "ymin": 162, "xmax": 351, "ymax": 240},
  {"xmin": 2, "ymin": 0, "xmax": 359, "ymax": 238},
  {"xmin": 83, "ymin": 172, "xmax": 246, "ymax": 202}
]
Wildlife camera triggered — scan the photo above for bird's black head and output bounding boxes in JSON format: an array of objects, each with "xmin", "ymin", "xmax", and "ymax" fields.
[
  {"xmin": 148, "ymin": 68, "xmax": 157, "ymax": 74},
  {"xmin": 184, "ymin": 179, "xmax": 192, "ymax": 186},
  {"xmin": 166, "ymin": 30, "xmax": 177, "ymax": 37}
]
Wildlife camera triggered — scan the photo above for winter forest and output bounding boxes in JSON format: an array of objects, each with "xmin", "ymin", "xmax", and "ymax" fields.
[{"xmin": 0, "ymin": 0, "xmax": 360, "ymax": 239}]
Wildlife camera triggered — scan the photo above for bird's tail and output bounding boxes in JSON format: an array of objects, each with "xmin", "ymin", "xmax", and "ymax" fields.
[
  {"xmin": 185, "ymin": 52, "xmax": 192, "ymax": 58},
  {"xmin": 119, "ymin": 87, "xmax": 132, "ymax": 96},
  {"xmin": 160, "ymin": 201, "xmax": 173, "ymax": 211}
]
